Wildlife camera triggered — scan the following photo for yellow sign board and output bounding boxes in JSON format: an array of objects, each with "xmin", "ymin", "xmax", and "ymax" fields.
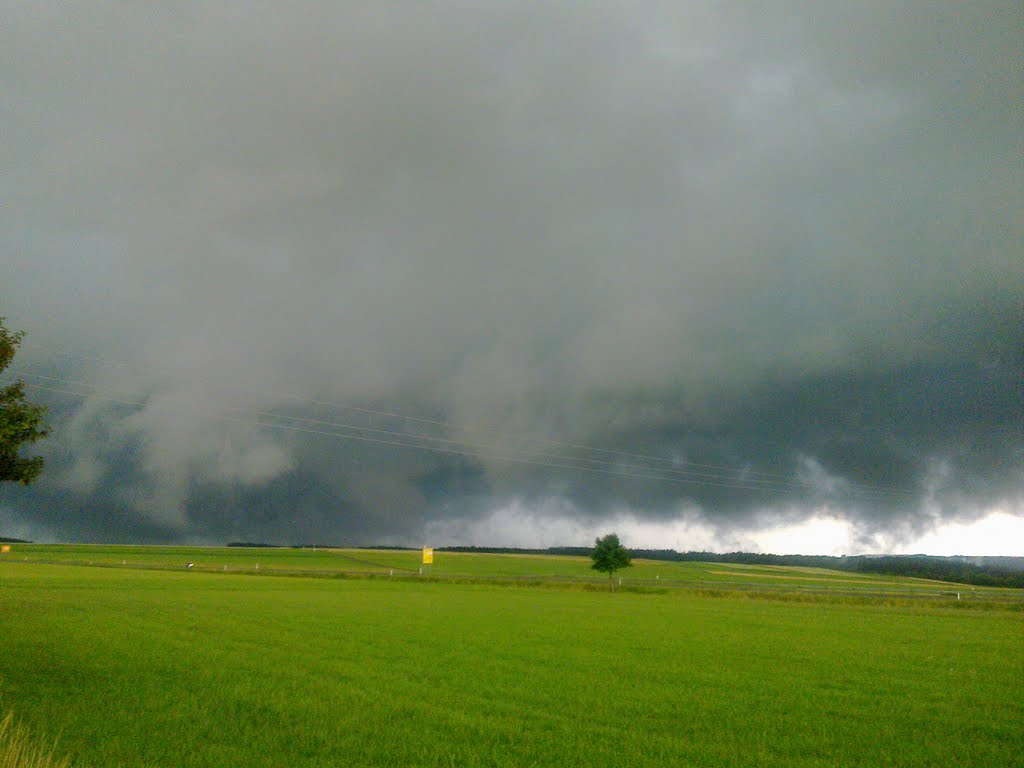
[
  {"xmin": 0, "ymin": 545, "xmax": 10, "ymax": 553},
  {"xmin": 422, "ymin": 547, "xmax": 433, "ymax": 565}
]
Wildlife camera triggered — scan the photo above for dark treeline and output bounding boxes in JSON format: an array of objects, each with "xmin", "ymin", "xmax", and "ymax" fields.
[
  {"xmin": 0, "ymin": 537, "xmax": 31, "ymax": 543},
  {"xmin": 852, "ymin": 556, "xmax": 1024, "ymax": 588},
  {"xmin": 438, "ymin": 545, "xmax": 591, "ymax": 556}
]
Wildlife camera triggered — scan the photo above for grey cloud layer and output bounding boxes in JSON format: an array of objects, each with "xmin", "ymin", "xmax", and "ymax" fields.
[{"xmin": 1, "ymin": 3, "xmax": 1021, "ymax": 546}]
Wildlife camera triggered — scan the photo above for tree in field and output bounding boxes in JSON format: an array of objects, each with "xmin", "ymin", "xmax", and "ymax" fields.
[
  {"xmin": 590, "ymin": 533, "xmax": 632, "ymax": 590},
  {"xmin": 0, "ymin": 319, "xmax": 48, "ymax": 484}
]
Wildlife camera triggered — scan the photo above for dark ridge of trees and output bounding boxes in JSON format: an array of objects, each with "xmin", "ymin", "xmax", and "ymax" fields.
[
  {"xmin": 852, "ymin": 556, "xmax": 1024, "ymax": 588},
  {"xmin": 226, "ymin": 542, "xmax": 281, "ymax": 548},
  {"xmin": 0, "ymin": 537, "xmax": 31, "ymax": 543},
  {"xmin": 630, "ymin": 550, "xmax": 848, "ymax": 568},
  {"xmin": 545, "ymin": 547, "xmax": 593, "ymax": 557},
  {"xmin": 436, "ymin": 545, "xmax": 591, "ymax": 556}
]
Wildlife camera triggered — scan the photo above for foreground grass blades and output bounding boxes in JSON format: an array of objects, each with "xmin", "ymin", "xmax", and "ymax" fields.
[
  {"xmin": 1, "ymin": 557, "xmax": 1022, "ymax": 767},
  {"xmin": 0, "ymin": 711, "xmax": 70, "ymax": 768}
]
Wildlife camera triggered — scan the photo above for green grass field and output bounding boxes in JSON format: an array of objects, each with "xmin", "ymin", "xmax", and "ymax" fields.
[
  {"xmin": 6, "ymin": 544, "xmax": 1013, "ymax": 597},
  {"xmin": 1, "ymin": 548, "xmax": 1022, "ymax": 767}
]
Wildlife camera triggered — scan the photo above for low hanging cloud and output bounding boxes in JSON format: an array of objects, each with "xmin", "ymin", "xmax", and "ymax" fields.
[{"xmin": 1, "ymin": 3, "xmax": 1021, "ymax": 549}]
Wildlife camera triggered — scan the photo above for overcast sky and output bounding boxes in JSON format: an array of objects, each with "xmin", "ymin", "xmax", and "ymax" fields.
[{"xmin": 1, "ymin": 2, "xmax": 1021, "ymax": 554}]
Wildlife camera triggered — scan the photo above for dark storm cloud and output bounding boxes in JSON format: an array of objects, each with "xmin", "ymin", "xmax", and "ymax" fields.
[{"xmin": 1, "ymin": 2, "xmax": 1021, "ymax": 547}]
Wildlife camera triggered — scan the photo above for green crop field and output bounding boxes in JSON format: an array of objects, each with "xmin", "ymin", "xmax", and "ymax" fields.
[
  {"xmin": 6, "ymin": 544, "xmax": 1012, "ymax": 597},
  {"xmin": 1, "ymin": 548, "xmax": 1022, "ymax": 767}
]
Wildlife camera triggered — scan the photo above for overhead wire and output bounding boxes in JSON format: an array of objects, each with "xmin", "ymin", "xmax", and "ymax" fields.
[
  {"xmin": 5, "ymin": 362, "xmax": 920, "ymax": 500},
  {"xmin": 3, "ymin": 366, "xmax": 870, "ymax": 493},
  {"xmin": 12, "ymin": 378, "xmax": 905, "ymax": 497},
  {"xmin": 18, "ymin": 344, "xmax": 812, "ymax": 481},
  {"xmin": 22, "ymin": 344, "xmax": 929, "ymax": 493},
  {"xmin": 3, "ymin": 365, "xmax": 919, "ymax": 501}
]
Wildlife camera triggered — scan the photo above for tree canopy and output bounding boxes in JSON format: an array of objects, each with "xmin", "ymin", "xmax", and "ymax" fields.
[
  {"xmin": 0, "ymin": 319, "xmax": 48, "ymax": 484},
  {"xmin": 590, "ymin": 533, "xmax": 632, "ymax": 589}
]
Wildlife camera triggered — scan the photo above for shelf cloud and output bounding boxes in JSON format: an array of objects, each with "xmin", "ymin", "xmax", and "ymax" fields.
[{"xmin": 2, "ymin": 3, "xmax": 1021, "ymax": 549}]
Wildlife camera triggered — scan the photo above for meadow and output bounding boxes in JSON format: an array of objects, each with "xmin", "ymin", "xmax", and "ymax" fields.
[
  {"xmin": 7, "ymin": 544, "xmax": 1012, "ymax": 598},
  {"xmin": 1, "ymin": 547, "xmax": 1022, "ymax": 767}
]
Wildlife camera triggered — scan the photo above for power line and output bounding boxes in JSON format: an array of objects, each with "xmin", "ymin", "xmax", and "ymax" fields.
[
  {"xmin": 13, "ymin": 378, "xmax": 875, "ymax": 495},
  {"xmin": 17, "ymin": 344, "xmax": 816, "ymax": 482},
  {"xmin": 6, "ymin": 368, "xmax": 916, "ymax": 497},
  {"xmin": 16, "ymin": 343, "xmax": 927, "ymax": 492},
  {"xmin": 4, "ymin": 372, "xmax": 919, "ymax": 501}
]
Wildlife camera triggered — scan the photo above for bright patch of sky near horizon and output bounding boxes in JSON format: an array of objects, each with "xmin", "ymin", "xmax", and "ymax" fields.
[{"xmin": 424, "ymin": 504, "xmax": 1024, "ymax": 557}]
